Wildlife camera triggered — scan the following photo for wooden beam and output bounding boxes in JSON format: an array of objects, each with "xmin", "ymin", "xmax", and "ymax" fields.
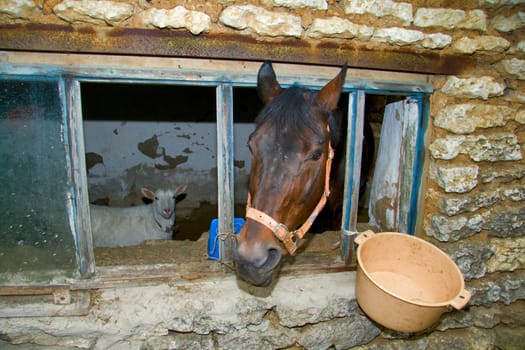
[
  {"xmin": 0, "ymin": 24, "xmax": 474, "ymax": 75},
  {"xmin": 0, "ymin": 291, "xmax": 90, "ymax": 318}
]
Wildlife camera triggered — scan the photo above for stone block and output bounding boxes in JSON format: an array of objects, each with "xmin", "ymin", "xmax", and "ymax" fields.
[
  {"xmin": 500, "ymin": 58, "xmax": 525, "ymax": 80},
  {"xmin": 215, "ymin": 319, "xmax": 294, "ymax": 350},
  {"xmin": 270, "ymin": 0, "xmax": 328, "ymax": 10},
  {"xmin": 0, "ymin": 0, "xmax": 36, "ymax": 19},
  {"xmin": 428, "ymin": 136, "xmax": 464, "ymax": 160},
  {"xmin": 438, "ymin": 240, "xmax": 495, "ymax": 280},
  {"xmin": 426, "ymin": 213, "xmax": 483, "ymax": 242},
  {"xmin": 503, "ymin": 185, "xmax": 525, "ymax": 201},
  {"xmin": 277, "ymin": 297, "xmax": 357, "ymax": 327},
  {"xmin": 436, "ymin": 188, "xmax": 500, "ymax": 216},
  {"xmin": 434, "ymin": 165, "xmax": 479, "ymax": 193},
  {"xmin": 144, "ymin": 332, "xmax": 215, "ymax": 350},
  {"xmin": 433, "ymin": 104, "xmax": 515, "ymax": 134},
  {"xmin": 481, "ymin": 0, "xmax": 525, "ymax": 4},
  {"xmin": 307, "ymin": 17, "xmax": 374, "ymax": 40},
  {"xmin": 353, "ymin": 327, "xmax": 496, "ymax": 350},
  {"xmin": 468, "ymin": 270, "xmax": 525, "ymax": 306},
  {"xmin": 459, "ymin": 9, "xmax": 487, "ymax": 31},
  {"xmin": 373, "ymin": 27, "xmax": 424, "ymax": 46},
  {"xmin": 414, "ymin": 8, "xmax": 465, "ymax": 29},
  {"xmin": 430, "ymin": 133, "xmax": 522, "ymax": 162},
  {"xmin": 480, "ymin": 163, "xmax": 525, "ymax": 184},
  {"xmin": 491, "ymin": 12, "xmax": 525, "ymax": 32},
  {"xmin": 421, "ymin": 33, "xmax": 452, "ymax": 49},
  {"xmin": 515, "ymin": 109, "xmax": 525, "ymax": 123},
  {"xmin": 140, "ymin": 6, "xmax": 211, "ymax": 35},
  {"xmin": 437, "ymin": 301, "xmax": 525, "ymax": 330},
  {"xmin": 461, "ymin": 134, "xmax": 522, "ymax": 162},
  {"xmin": 494, "ymin": 325, "xmax": 525, "ymax": 350},
  {"xmin": 219, "ymin": 5, "xmax": 303, "ymax": 37},
  {"xmin": 294, "ymin": 303, "xmax": 380, "ymax": 349},
  {"xmin": 53, "ymin": 0, "xmax": 134, "ymax": 25},
  {"xmin": 441, "ymin": 76, "xmax": 505, "ymax": 100},
  {"xmin": 487, "ymin": 236, "xmax": 525, "ymax": 273},
  {"xmin": 344, "ymin": 0, "xmax": 413, "ymax": 25},
  {"xmin": 482, "ymin": 205, "xmax": 525, "ymax": 237},
  {"xmin": 453, "ymin": 36, "xmax": 511, "ymax": 54}
]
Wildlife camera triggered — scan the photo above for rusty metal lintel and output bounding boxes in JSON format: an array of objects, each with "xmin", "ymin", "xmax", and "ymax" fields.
[{"xmin": 0, "ymin": 24, "xmax": 473, "ymax": 75}]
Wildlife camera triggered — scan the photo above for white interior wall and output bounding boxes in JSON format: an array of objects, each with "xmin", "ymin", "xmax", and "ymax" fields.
[{"xmin": 83, "ymin": 120, "xmax": 254, "ymax": 209}]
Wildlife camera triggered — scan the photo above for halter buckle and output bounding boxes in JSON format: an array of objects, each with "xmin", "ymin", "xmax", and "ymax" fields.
[{"xmin": 283, "ymin": 231, "xmax": 299, "ymax": 255}]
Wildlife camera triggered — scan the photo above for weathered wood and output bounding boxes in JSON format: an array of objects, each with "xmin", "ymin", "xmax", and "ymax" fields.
[
  {"xmin": 0, "ymin": 285, "xmax": 69, "ymax": 296},
  {"xmin": 64, "ymin": 77, "xmax": 96, "ymax": 278},
  {"xmin": 0, "ymin": 291, "xmax": 90, "ymax": 318},
  {"xmin": 340, "ymin": 91, "xmax": 365, "ymax": 265},
  {"xmin": 0, "ymin": 24, "xmax": 474, "ymax": 75},
  {"xmin": 368, "ymin": 99, "xmax": 420, "ymax": 232},
  {"xmin": 398, "ymin": 99, "xmax": 420, "ymax": 233},
  {"xmin": 0, "ymin": 51, "xmax": 433, "ymax": 91},
  {"xmin": 216, "ymin": 84, "xmax": 236, "ymax": 263}
]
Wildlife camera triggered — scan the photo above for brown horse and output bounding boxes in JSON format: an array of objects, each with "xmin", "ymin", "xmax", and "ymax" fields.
[{"xmin": 234, "ymin": 61, "xmax": 347, "ymax": 286}]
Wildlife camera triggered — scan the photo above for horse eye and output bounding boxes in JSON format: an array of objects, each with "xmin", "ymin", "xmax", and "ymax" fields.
[
  {"xmin": 154, "ymin": 196, "xmax": 159, "ymax": 201},
  {"xmin": 310, "ymin": 149, "xmax": 323, "ymax": 161}
]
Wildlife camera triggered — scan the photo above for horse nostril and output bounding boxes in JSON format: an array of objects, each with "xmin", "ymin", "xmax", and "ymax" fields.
[{"xmin": 263, "ymin": 247, "xmax": 282, "ymax": 271}]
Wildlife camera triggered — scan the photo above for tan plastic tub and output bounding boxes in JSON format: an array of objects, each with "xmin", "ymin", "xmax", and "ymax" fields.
[{"xmin": 354, "ymin": 230, "xmax": 471, "ymax": 333}]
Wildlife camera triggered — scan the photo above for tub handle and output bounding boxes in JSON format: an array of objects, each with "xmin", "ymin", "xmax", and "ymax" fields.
[
  {"xmin": 450, "ymin": 289, "xmax": 471, "ymax": 310},
  {"xmin": 354, "ymin": 230, "xmax": 376, "ymax": 245}
]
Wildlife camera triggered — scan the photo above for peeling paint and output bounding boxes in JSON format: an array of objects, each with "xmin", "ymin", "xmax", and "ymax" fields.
[
  {"xmin": 85, "ymin": 152, "xmax": 103, "ymax": 171},
  {"xmin": 156, "ymin": 154, "xmax": 188, "ymax": 170},
  {"xmin": 234, "ymin": 160, "xmax": 245, "ymax": 169},
  {"xmin": 138, "ymin": 135, "xmax": 161, "ymax": 159}
]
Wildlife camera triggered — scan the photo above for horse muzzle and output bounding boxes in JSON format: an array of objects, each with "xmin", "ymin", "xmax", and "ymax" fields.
[{"xmin": 233, "ymin": 238, "xmax": 283, "ymax": 287}]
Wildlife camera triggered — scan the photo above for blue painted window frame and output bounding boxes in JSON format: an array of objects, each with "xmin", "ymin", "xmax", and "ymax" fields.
[{"xmin": 0, "ymin": 57, "xmax": 432, "ymax": 282}]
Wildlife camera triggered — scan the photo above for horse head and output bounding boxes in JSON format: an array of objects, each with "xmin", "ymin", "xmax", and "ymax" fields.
[{"xmin": 234, "ymin": 61, "xmax": 347, "ymax": 286}]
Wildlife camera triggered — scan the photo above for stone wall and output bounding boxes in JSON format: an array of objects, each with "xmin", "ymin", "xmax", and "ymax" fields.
[{"xmin": 1, "ymin": 0, "xmax": 525, "ymax": 349}]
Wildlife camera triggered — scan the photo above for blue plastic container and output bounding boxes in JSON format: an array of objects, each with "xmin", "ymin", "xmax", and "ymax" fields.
[{"xmin": 208, "ymin": 218, "xmax": 245, "ymax": 260}]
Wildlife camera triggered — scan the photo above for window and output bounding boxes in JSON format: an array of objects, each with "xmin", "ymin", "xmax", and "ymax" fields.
[
  {"xmin": 0, "ymin": 53, "xmax": 431, "ymax": 286},
  {"xmin": 0, "ymin": 78, "xmax": 79, "ymax": 283}
]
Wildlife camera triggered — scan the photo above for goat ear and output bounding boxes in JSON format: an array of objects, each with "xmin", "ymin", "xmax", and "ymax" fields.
[
  {"xmin": 141, "ymin": 188, "xmax": 155, "ymax": 200},
  {"xmin": 315, "ymin": 63, "xmax": 347, "ymax": 112},
  {"xmin": 257, "ymin": 61, "xmax": 282, "ymax": 104},
  {"xmin": 175, "ymin": 184, "xmax": 187, "ymax": 195}
]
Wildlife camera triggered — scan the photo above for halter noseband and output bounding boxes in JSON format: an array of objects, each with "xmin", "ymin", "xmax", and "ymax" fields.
[{"xmin": 245, "ymin": 138, "xmax": 334, "ymax": 255}]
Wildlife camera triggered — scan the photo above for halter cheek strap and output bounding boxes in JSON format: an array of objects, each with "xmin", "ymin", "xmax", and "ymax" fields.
[{"xmin": 245, "ymin": 142, "xmax": 334, "ymax": 255}]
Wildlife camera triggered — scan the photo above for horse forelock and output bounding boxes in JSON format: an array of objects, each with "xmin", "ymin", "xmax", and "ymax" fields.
[{"xmin": 255, "ymin": 87, "xmax": 328, "ymax": 142}]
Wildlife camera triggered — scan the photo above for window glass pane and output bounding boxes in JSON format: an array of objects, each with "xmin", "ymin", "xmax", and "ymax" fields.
[{"xmin": 0, "ymin": 78, "xmax": 78, "ymax": 284}]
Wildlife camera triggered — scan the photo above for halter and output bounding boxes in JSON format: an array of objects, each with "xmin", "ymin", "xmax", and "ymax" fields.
[{"xmin": 245, "ymin": 138, "xmax": 334, "ymax": 255}]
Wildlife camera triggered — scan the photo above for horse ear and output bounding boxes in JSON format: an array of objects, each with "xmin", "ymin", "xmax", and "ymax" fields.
[
  {"xmin": 257, "ymin": 61, "xmax": 282, "ymax": 104},
  {"xmin": 316, "ymin": 63, "xmax": 347, "ymax": 112}
]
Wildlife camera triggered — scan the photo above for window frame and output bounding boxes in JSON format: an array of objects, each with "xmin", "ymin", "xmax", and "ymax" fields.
[{"xmin": 0, "ymin": 51, "xmax": 433, "ymax": 286}]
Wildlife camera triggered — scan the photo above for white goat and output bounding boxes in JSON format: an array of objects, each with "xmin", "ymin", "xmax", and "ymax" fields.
[{"xmin": 90, "ymin": 186, "xmax": 186, "ymax": 247}]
